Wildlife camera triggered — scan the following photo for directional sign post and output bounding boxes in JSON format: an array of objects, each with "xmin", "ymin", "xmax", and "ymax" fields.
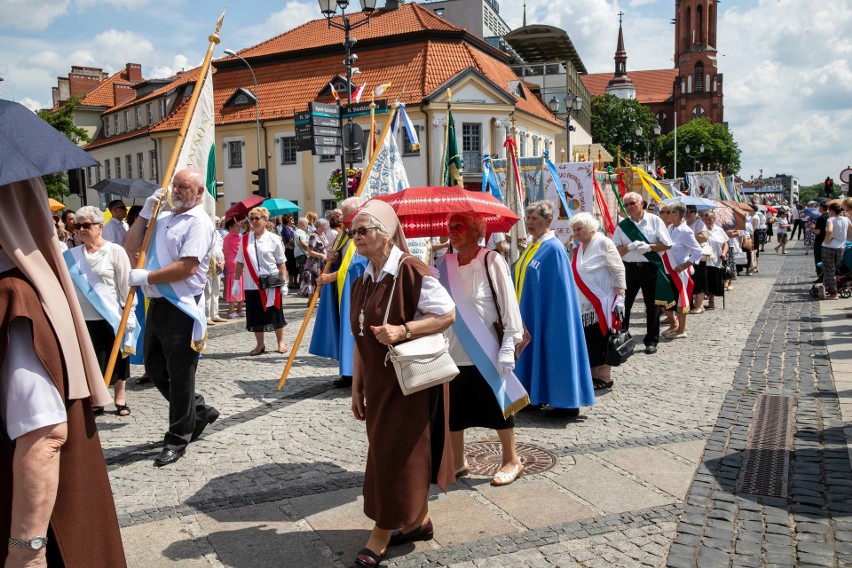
[{"xmin": 307, "ymin": 102, "xmax": 342, "ymax": 157}]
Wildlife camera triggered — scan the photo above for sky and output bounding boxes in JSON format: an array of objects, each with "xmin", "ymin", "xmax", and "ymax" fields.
[{"xmin": 1, "ymin": 0, "xmax": 849, "ymax": 186}]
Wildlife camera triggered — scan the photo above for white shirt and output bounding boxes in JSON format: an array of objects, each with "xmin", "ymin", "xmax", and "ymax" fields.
[
  {"xmin": 690, "ymin": 218, "xmax": 707, "ymax": 238},
  {"xmin": 143, "ymin": 205, "xmax": 215, "ymax": 298},
  {"xmin": 363, "ymin": 245, "xmax": 455, "ymax": 317},
  {"xmin": 485, "ymin": 232, "xmax": 507, "ymax": 251},
  {"xmin": 755, "ymin": 212, "xmax": 767, "ymax": 229},
  {"xmin": 824, "ymin": 216, "xmax": 851, "ymax": 249},
  {"xmin": 324, "ymin": 227, "xmax": 339, "ymax": 245},
  {"xmin": 612, "ymin": 212, "xmax": 673, "ymax": 263},
  {"xmin": 237, "ymin": 231, "xmax": 287, "ymax": 291},
  {"xmin": 776, "ymin": 216, "xmax": 789, "ymax": 234},
  {"xmin": 71, "ymin": 242, "xmax": 133, "ymax": 321},
  {"xmin": 705, "ymin": 225, "xmax": 728, "ymax": 267},
  {"xmin": 101, "ymin": 217, "xmax": 128, "ymax": 246},
  {"xmin": 669, "ymin": 222, "xmax": 703, "ymax": 266},
  {"xmin": 294, "ymin": 228, "xmax": 309, "ymax": 257}
]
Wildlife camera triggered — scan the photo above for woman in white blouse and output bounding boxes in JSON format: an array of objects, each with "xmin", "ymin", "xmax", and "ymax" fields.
[
  {"xmin": 695, "ymin": 209, "xmax": 729, "ymax": 311},
  {"xmin": 233, "ymin": 207, "xmax": 288, "ymax": 355},
  {"xmin": 569, "ymin": 213, "xmax": 626, "ymax": 390},
  {"xmin": 64, "ymin": 206, "xmax": 136, "ymax": 416}
]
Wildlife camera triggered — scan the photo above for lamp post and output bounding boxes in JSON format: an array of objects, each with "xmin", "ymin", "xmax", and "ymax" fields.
[
  {"xmin": 318, "ymin": 0, "xmax": 377, "ymax": 199},
  {"xmin": 684, "ymin": 143, "xmax": 704, "ymax": 172},
  {"xmin": 224, "ymin": 49, "xmax": 264, "ymax": 197},
  {"xmin": 548, "ymin": 94, "xmax": 582, "ymax": 162},
  {"xmin": 635, "ymin": 123, "xmax": 662, "ymax": 171}
]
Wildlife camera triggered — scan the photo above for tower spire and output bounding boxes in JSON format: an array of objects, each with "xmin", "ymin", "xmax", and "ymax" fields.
[
  {"xmin": 523, "ymin": 2, "xmax": 527, "ymax": 27},
  {"xmin": 605, "ymin": 11, "xmax": 636, "ymax": 99}
]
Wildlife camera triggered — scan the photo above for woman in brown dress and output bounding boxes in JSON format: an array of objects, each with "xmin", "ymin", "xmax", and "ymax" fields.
[{"xmin": 349, "ymin": 200, "xmax": 456, "ymax": 568}]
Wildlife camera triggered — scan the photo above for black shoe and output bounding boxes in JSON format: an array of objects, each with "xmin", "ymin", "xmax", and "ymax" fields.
[
  {"xmin": 191, "ymin": 407, "xmax": 220, "ymax": 442},
  {"xmin": 520, "ymin": 403, "xmax": 543, "ymax": 412},
  {"xmin": 332, "ymin": 376, "xmax": 352, "ymax": 388},
  {"xmin": 547, "ymin": 407, "xmax": 580, "ymax": 418},
  {"xmin": 644, "ymin": 345, "xmax": 658, "ymax": 354},
  {"xmin": 154, "ymin": 447, "xmax": 185, "ymax": 467},
  {"xmin": 389, "ymin": 519, "xmax": 434, "ymax": 546}
]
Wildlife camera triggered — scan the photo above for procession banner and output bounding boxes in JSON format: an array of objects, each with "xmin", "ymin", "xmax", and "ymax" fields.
[
  {"xmin": 543, "ymin": 162, "xmax": 595, "ymax": 246},
  {"xmin": 685, "ymin": 171, "xmax": 723, "ymax": 198},
  {"xmin": 491, "ymin": 157, "xmax": 546, "ymax": 204}
]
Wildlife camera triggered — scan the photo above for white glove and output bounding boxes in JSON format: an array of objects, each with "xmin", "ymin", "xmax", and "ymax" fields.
[
  {"xmin": 140, "ymin": 188, "xmax": 168, "ymax": 220},
  {"xmin": 626, "ymin": 241, "xmax": 639, "ymax": 251},
  {"xmin": 635, "ymin": 242, "xmax": 652, "ymax": 254},
  {"xmin": 128, "ymin": 269, "xmax": 150, "ymax": 287},
  {"xmin": 231, "ymin": 281, "xmax": 241, "ymax": 298},
  {"xmin": 281, "ymin": 283, "xmax": 289, "ymax": 296},
  {"xmin": 498, "ymin": 335, "xmax": 516, "ymax": 376},
  {"xmin": 613, "ymin": 294, "xmax": 625, "ymax": 321}
]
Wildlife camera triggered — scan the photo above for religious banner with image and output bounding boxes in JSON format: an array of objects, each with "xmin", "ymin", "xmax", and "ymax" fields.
[
  {"xmin": 685, "ymin": 171, "xmax": 723, "ymax": 199},
  {"xmin": 543, "ymin": 162, "xmax": 595, "ymax": 245}
]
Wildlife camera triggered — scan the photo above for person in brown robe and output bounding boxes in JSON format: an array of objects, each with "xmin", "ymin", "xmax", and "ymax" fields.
[
  {"xmin": 0, "ymin": 178, "xmax": 126, "ymax": 568},
  {"xmin": 348, "ymin": 200, "xmax": 456, "ymax": 568}
]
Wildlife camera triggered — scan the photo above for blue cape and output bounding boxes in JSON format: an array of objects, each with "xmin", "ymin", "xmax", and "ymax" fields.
[
  {"xmin": 308, "ymin": 242, "xmax": 366, "ymax": 376},
  {"xmin": 513, "ymin": 237, "xmax": 595, "ymax": 408}
]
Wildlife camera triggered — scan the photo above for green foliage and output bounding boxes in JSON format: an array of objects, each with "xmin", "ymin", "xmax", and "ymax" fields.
[
  {"xmin": 36, "ymin": 95, "xmax": 91, "ymax": 201},
  {"xmin": 798, "ymin": 183, "xmax": 822, "ymax": 204},
  {"xmin": 655, "ymin": 118, "xmax": 742, "ymax": 177},
  {"xmin": 589, "ymin": 94, "xmax": 659, "ymax": 165}
]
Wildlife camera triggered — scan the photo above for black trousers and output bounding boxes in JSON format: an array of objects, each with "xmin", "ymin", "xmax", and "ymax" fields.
[
  {"xmin": 624, "ymin": 262, "xmax": 661, "ymax": 347},
  {"xmin": 791, "ymin": 219, "xmax": 804, "ymax": 239},
  {"xmin": 144, "ymin": 298, "xmax": 215, "ymax": 451}
]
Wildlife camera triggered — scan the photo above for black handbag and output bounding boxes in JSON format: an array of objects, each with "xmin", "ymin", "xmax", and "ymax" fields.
[
  {"xmin": 604, "ymin": 317, "xmax": 635, "ymax": 367},
  {"xmin": 254, "ymin": 236, "xmax": 285, "ymax": 289}
]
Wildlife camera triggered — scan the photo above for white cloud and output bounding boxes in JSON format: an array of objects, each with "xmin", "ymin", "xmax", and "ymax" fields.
[
  {"xmin": 235, "ymin": 1, "xmax": 320, "ymax": 48},
  {"xmin": 0, "ymin": 0, "xmax": 70, "ymax": 31}
]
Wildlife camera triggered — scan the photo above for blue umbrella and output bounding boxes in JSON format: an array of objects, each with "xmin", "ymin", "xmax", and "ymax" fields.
[
  {"xmin": 92, "ymin": 178, "xmax": 160, "ymax": 199},
  {"xmin": 662, "ymin": 195, "xmax": 719, "ymax": 211},
  {"xmin": 0, "ymin": 99, "xmax": 98, "ymax": 186},
  {"xmin": 802, "ymin": 208, "xmax": 821, "ymax": 221},
  {"xmin": 262, "ymin": 198, "xmax": 300, "ymax": 216}
]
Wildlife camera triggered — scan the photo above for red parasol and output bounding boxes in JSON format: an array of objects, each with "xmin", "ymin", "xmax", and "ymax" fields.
[
  {"xmin": 765, "ymin": 205, "xmax": 778, "ymax": 214},
  {"xmin": 368, "ymin": 187, "xmax": 520, "ymax": 238},
  {"xmin": 224, "ymin": 195, "xmax": 265, "ymax": 221}
]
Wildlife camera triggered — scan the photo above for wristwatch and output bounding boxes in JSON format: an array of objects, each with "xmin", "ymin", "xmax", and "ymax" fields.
[
  {"xmin": 8, "ymin": 536, "xmax": 48, "ymax": 550},
  {"xmin": 402, "ymin": 323, "xmax": 411, "ymax": 339}
]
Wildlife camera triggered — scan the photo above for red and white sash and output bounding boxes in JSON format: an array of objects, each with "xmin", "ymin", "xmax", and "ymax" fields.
[
  {"xmin": 242, "ymin": 233, "xmax": 281, "ymax": 312},
  {"xmin": 571, "ymin": 243, "xmax": 616, "ymax": 336},
  {"xmin": 661, "ymin": 251, "xmax": 693, "ymax": 314}
]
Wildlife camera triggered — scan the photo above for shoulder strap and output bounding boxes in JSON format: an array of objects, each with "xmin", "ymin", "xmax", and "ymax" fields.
[
  {"xmin": 483, "ymin": 251, "xmax": 503, "ymax": 322},
  {"xmin": 382, "ymin": 255, "xmax": 410, "ymax": 326}
]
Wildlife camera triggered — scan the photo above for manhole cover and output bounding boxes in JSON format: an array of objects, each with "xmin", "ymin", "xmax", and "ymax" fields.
[
  {"xmin": 464, "ymin": 441, "xmax": 557, "ymax": 476},
  {"xmin": 736, "ymin": 394, "xmax": 794, "ymax": 498}
]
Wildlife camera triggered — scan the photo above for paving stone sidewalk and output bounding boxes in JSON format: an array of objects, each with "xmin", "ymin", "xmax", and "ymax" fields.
[{"xmin": 95, "ymin": 240, "xmax": 851, "ymax": 567}]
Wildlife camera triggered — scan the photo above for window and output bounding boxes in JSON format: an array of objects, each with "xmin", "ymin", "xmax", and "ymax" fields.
[
  {"xmin": 124, "ymin": 111, "xmax": 131, "ymax": 131},
  {"xmin": 319, "ymin": 154, "xmax": 337, "ymax": 163},
  {"xmin": 103, "ymin": 118, "xmax": 110, "ymax": 137},
  {"xmin": 135, "ymin": 107, "xmax": 142, "ymax": 129},
  {"xmin": 125, "ymin": 155, "xmax": 132, "ymax": 178},
  {"xmin": 149, "ymin": 150, "xmax": 158, "ymax": 182},
  {"xmin": 228, "ymin": 141, "xmax": 243, "ymax": 168},
  {"xmin": 694, "ymin": 62, "xmax": 704, "ymax": 93},
  {"xmin": 114, "ymin": 157, "xmax": 121, "ymax": 178},
  {"xmin": 462, "ymin": 123, "xmax": 482, "ymax": 174},
  {"xmin": 692, "ymin": 105, "xmax": 706, "ymax": 118},
  {"xmin": 533, "ymin": 137, "xmax": 539, "ymax": 157},
  {"xmin": 105, "ymin": 160, "xmax": 111, "ymax": 179},
  {"xmin": 321, "ymin": 199, "xmax": 337, "ymax": 214},
  {"xmin": 146, "ymin": 103, "xmax": 153, "ymax": 125},
  {"xmin": 113, "ymin": 115, "xmax": 119, "ymax": 134},
  {"xmin": 402, "ymin": 125, "xmax": 420, "ymax": 156},
  {"xmin": 158, "ymin": 98, "xmax": 167, "ymax": 119},
  {"xmin": 96, "ymin": 165, "xmax": 101, "ymax": 183},
  {"xmin": 137, "ymin": 153, "xmax": 144, "ymax": 180},
  {"xmin": 519, "ymin": 134, "xmax": 527, "ymax": 157},
  {"xmin": 281, "ymin": 136, "xmax": 297, "ymax": 164}
]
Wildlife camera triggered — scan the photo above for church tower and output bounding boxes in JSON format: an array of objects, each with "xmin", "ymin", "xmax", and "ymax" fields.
[
  {"xmin": 605, "ymin": 12, "xmax": 636, "ymax": 100},
  {"xmin": 673, "ymin": 0, "xmax": 723, "ymax": 126}
]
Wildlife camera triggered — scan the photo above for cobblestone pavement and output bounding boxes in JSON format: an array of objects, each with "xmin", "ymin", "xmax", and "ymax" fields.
[{"xmin": 96, "ymin": 240, "xmax": 850, "ymax": 567}]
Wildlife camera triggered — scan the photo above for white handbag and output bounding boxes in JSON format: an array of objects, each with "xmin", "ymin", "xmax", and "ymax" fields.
[{"xmin": 382, "ymin": 257, "xmax": 459, "ymax": 396}]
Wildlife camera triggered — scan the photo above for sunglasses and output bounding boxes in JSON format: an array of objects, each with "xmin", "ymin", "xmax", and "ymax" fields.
[
  {"xmin": 76, "ymin": 222, "xmax": 100, "ymax": 231},
  {"xmin": 248, "ymin": 216, "xmax": 265, "ymax": 221},
  {"xmin": 352, "ymin": 226, "xmax": 378, "ymax": 237}
]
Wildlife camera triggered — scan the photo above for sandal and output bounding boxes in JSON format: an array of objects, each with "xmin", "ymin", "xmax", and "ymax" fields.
[
  {"xmin": 134, "ymin": 376, "xmax": 151, "ymax": 385},
  {"xmin": 249, "ymin": 346, "xmax": 266, "ymax": 356},
  {"xmin": 491, "ymin": 463, "xmax": 524, "ymax": 486},
  {"xmin": 92, "ymin": 406, "xmax": 105, "ymax": 416},
  {"xmin": 454, "ymin": 459, "xmax": 470, "ymax": 478},
  {"xmin": 115, "ymin": 404, "xmax": 131, "ymax": 416},
  {"xmin": 593, "ymin": 378, "xmax": 614, "ymax": 390},
  {"xmin": 277, "ymin": 344, "xmax": 289, "ymax": 354},
  {"xmin": 353, "ymin": 547, "xmax": 385, "ymax": 568}
]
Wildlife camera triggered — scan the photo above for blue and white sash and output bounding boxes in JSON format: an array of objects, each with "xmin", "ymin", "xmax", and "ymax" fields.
[
  {"xmin": 440, "ymin": 255, "xmax": 529, "ymax": 418},
  {"xmin": 146, "ymin": 224, "xmax": 209, "ymax": 352},
  {"xmin": 63, "ymin": 246, "xmax": 141, "ymax": 356}
]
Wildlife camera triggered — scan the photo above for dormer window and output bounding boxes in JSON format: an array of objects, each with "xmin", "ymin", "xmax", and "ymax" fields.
[{"xmin": 223, "ymin": 87, "xmax": 257, "ymax": 108}]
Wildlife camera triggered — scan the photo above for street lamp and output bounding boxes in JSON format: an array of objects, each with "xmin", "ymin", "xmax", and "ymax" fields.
[
  {"xmin": 319, "ymin": 0, "xmax": 377, "ymax": 197},
  {"xmin": 635, "ymin": 124, "xmax": 662, "ymax": 169},
  {"xmin": 684, "ymin": 143, "xmax": 704, "ymax": 172},
  {"xmin": 224, "ymin": 49, "xmax": 264, "ymax": 197},
  {"xmin": 548, "ymin": 94, "xmax": 582, "ymax": 162}
]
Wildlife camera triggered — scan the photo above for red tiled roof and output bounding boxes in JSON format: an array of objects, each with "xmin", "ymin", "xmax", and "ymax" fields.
[
  {"xmin": 110, "ymin": 68, "xmax": 200, "ymax": 113},
  {"xmin": 79, "ymin": 69, "xmax": 137, "ymax": 108},
  {"xmin": 581, "ymin": 68, "xmax": 678, "ymax": 104}
]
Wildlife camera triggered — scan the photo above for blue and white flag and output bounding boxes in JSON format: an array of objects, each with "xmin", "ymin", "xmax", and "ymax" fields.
[{"xmin": 390, "ymin": 104, "xmax": 420, "ymax": 151}]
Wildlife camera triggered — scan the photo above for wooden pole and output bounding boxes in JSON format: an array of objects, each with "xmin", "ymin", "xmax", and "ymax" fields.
[
  {"xmin": 102, "ymin": 11, "xmax": 225, "ymax": 386},
  {"xmin": 276, "ymin": 104, "xmax": 401, "ymax": 391}
]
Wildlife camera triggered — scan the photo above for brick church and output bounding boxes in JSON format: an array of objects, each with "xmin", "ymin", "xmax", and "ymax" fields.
[{"xmin": 581, "ymin": 0, "xmax": 724, "ymax": 134}]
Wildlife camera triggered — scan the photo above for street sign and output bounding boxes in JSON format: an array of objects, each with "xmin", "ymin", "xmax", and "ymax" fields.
[
  {"xmin": 343, "ymin": 99, "xmax": 389, "ymax": 118},
  {"xmin": 840, "ymin": 167, "xmax": 852, "ymax": 184},
  {"xmin": 310, "ymin": 116, "xmax": 340, "ymax": 129},
  {"xmin": 309, "ymin": 102, "xmax": 340, "ymax": 117},
  {"xmin": 295, "ymin": 132, "xmax": 313, "ymax": 152},
  {"xmin": 312, "ymin": 125, "xmax": 340, "ymax": 137},
  {"xmin": 314, "ymin": 145, "xmax": 342, "ymax": 156}
]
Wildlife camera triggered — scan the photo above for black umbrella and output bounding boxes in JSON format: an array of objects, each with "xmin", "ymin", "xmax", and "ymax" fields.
[
  {"xmin": 91, "ymin": 178, "xmax": 160, "ymax": 199},
  {"xmin": 0, "ymin": 99, "xmax": 98, "ymax": 186}
]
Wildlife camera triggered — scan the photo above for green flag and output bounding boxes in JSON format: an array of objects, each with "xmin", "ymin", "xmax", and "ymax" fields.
[{"xmin": 443, "ymin": 110, "xmax": 463, "ymax": 187}]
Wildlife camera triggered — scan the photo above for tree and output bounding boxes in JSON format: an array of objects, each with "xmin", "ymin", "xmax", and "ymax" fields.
[
  {"xmin": 655, "ymin": 118, "xmax": 741, "ymax": 177},
  {"xmin": 590, "ymin": 94, "xmax": 659, "ymax": 165},
  {"xmin": 36, "ymin": 95, "xmax": 91, "ymax": 201}
]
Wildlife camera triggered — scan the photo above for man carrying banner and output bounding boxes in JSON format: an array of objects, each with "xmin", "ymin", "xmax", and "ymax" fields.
[
  {"xmin": 310, "ymin": 197, "xmax": 367, "ymax": 388},
  {"xmin": 125, "ymin": 168, "xmax": 219, "ymax": 467},
  {"xmin": 611, "ymin": 192, "xmax": 673, "ymax": 354}
]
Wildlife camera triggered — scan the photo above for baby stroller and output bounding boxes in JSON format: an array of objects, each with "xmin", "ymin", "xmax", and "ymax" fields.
[{"xmin": 809, "ymin": 242, "xmax": 852, "ymax": 298}]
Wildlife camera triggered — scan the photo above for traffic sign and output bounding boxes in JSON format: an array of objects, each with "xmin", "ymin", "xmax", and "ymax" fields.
[{"xmin": 840, "ymin": 167, "xmax": 852, "ymax": 184}]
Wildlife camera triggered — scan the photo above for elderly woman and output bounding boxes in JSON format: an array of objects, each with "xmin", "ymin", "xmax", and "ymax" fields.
[
  {"xmin": 348, "ymin": 200, "xmax": 456, "ymax": 568},
  {"xmin": 62, "ymin": 206, "xmax": 138, "ymax": 416},
  {"xmin": 821, "ymin": 200, "xmax": 852, "ymax": 299},
  {"xmin": 659, "ymin": 203, "xmax": 702, "ymax": 338},
  {"xmin": 694, "ymin": 209, "xmax": 728, "ymax": 311},
  {"xmin": 568, "ymin": 212, "xmax": 626, "ymax": 390},
  {"xmin": 233, "ymin": 207, "xmax": 288, "ymax": 355},
  {"xmin": 222, "ymin": 218, "xmax": 245, "ymax": 318},
  {"xmin": 300, "ymin": 217, "xmax": 329, "ymax": 297},
  {"xmin": 434, "ymin": 212, "xmax": 527, "ymax": 487},
  {"xmin": 514, "ymin": 200, "xmax": 594, "ymax": 417}
]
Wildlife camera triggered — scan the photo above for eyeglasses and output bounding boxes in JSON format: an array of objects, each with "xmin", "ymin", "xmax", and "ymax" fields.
[
  {"xmin": 624, "ymin": 201, "xmax": 639, "ymax": 206},
  {"xmin": 76, "ymin": 222, "xmax": 100, "ymax": 231},
  {"xmin": 352, "ymin": 226, "xmax": 378, "ymax": 237},
  {"xmin": 248, "ymin": 216, "xmax": 265, "ymax": 221},
  {"xmin": 659, "ymin": 211, "xmax": 670, "ymax": 215}
]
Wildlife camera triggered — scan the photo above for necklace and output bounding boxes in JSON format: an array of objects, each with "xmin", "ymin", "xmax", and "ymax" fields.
[{"xmin": 358, "ymin": 279, "xmax": 380, "ymax": 336}]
